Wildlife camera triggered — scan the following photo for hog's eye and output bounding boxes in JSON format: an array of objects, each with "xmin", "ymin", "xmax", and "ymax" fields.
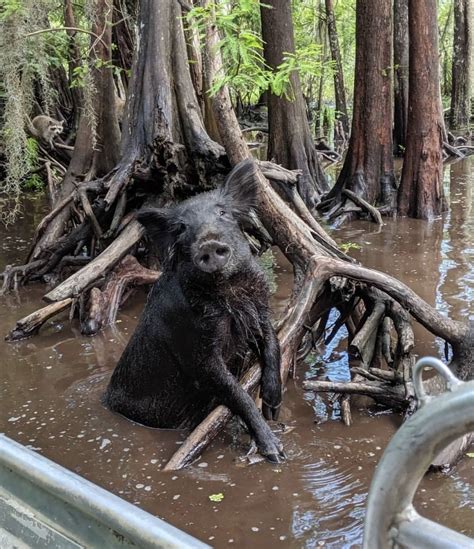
[
  {"xmin": 219, "ymin": 209, "xmax": 226, "ymax": 216},
  {"xmin": 175, "ymin": 222, "xmax": 186, "ymax": 235}
]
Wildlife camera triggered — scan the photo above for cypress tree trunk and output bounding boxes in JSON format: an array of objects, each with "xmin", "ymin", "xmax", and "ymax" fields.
[
  {"xmin": 450, "ymin": 0, "xmax": 473, "ymax": 129},
  {"xmin": 104, "ymin": 0, "xmax": 227, "ymax": 208},
  {"xmin": 260, "ymin": 0, "xmax": 328, "ymax": 209},
  {"xmin": 325, "ymin": 0, "xmax": 395, "ymax": 214},
  {"xmin": 398, "ymin": 0, "xmax": 445, "ymax": 220},
  {"xmin": 325, "ymin": 0, "xmax": 349, "ymax": 137}
]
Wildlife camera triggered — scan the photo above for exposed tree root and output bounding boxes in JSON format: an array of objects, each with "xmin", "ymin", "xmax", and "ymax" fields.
[
  {"xmin": 80, "ymin": 255, "xmax": 159, "ymax": 335},
  {"xmin": 43, "ymin": 220, "xmax": 144, "ymax": 302},
  {"xmin": 163, "ymin": 269, "xmax": 322, "ymax": 470},
  {"xmin": 342, "ymin": 189, "xmax": 383, "ymax": 225},
  {"xmin": 160, "ymin": 48, "xmax": 473, "ymax": 467},
  {"xmin": 4, "ymin": 1, "xmax": 472, "ymax": 472},
  {"xmin": 443, "ymin": 136, "xmax": 474, "ymax": 161},
  {"xmin": 0, "ymin": 260, "xmax": 46, "ymax": 294}
]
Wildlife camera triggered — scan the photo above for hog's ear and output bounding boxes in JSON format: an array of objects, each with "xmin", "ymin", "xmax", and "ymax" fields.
[
  {"xmin": 137, "ymin": 207, "xmax": 177, "ymax": 266},
  {"xmin": 137, "ymin": 207, "xmax": 170, "ymax": 236},
  {"xmin": 221, "ymin": 159, "xmax": 259, "ymax": 214}
]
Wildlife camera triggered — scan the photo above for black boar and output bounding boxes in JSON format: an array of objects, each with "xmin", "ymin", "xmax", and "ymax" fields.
[{"xmin": 103, "ymin": 160, "xmax": 284, "ymax": 462}]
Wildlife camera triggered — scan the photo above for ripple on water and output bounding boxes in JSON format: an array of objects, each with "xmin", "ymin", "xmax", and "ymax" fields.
[{"xmin": 294, "ymin": 459, "xmax": 366, "ymax": 548}]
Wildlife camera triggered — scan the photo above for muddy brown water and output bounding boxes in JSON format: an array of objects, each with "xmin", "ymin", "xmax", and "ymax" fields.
[{"xmin": 1, "ymin": 159, "xmax": 473, "ymax": 548}]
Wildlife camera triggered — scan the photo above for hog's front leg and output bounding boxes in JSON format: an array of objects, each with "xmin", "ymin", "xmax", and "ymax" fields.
[
  {"xmin": 200, "ymin": 355, "xmax": 285, "ymax": 463},
  {"xmin": 258, "ymin": 318, "xmax": 282, "ymax": 421}
]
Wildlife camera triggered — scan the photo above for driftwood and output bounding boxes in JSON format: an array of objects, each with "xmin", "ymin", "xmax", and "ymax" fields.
[
  {"xmin": 6, "ymin": 298, "xmax": 73, "ymax": 341},
  {"xmin": 302, "ymin": 379, "xmax": 407, "ymax": 408},
  {"xmin": 342, "ymin": 189, "xmax": 383, "ymax": 225}
]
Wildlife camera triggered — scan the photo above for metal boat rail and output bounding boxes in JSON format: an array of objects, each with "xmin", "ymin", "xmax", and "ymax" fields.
[
  {"xmin": 363, "ymin": 357, "xmax": 474, "ymax": 548},
  {"xmin": 0, "ymin": 434, "xmax": 209, "ymax": 548}
]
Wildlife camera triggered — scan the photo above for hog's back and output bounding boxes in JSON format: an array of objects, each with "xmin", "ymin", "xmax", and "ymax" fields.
[{"xmin": 103, "ymin": 272, "xmax": 216, "ymax": 428}]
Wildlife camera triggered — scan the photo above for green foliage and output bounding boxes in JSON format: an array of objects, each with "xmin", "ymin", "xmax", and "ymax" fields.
[
  {"xmin": 25, "ymin": 137, "xmax": 39, "ymax": 167},
  {"xmin": 187, "ymin": 1, "xmax": 331, "ymax": 105},
  {"xmin": 187, "ymin": 1, "xmax": 270, "ymax": 104},
  {"xmin": 208, "ymin": 493, "xmax": 225, "ymax": 502},
  {"xmin": 339, "ymin": 242, "xmax": 361, "ymax": 253},
  {"xmin": 23, "ymin": 174, "xmax": 45, "ymax": 192},
  {"xmin": 0, "ymin": 0, "xmax": 23, "ymax": 19},
  {"xmin": 270, "ymin": 44, "xmax": 328, "ymax": 99}
]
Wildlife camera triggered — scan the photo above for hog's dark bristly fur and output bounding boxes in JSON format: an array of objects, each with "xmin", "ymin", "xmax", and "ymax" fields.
[{"xmin": 103, "ymin": 160, "xmax": 285, "ymax": 462}]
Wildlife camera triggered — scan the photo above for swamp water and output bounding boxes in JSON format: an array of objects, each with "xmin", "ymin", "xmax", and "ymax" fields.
[{"xmin": 1, "ymin": 158, "xmax": 473, "ymax": 548}]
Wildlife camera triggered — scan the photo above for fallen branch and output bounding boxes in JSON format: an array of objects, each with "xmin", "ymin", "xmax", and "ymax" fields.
[
  {"xmin": 43, "ymin": 220, "xmax": 144, "ymax": 302},
  {"xmin": 342, "ymin": 189, "xmax": 383, "ymax": 225},
  {"xmin": 163, "ymin": 364, "xmax": 261, "ymax": 470},
  {"xmin": 302, "ymin": 379, "xmax": 407, "ymax": 407},
  {"xmin": 6, "ymin": 298, "xmax": 73, "ymax": 341}
]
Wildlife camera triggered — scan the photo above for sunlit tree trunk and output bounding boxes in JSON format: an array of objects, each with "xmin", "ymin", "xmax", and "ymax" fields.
[
  {"xmin": 260, "ymin": 0, "xmax": 328, "ymax": 209},
  {"xmin": 325, "ymin": 0, "xmax": 349, "ymax": 137},
  {"xmin": 398, "ymin": 0, "xmax": 445, "ymax": 220},
  {"xmin": 450, "ymin": 0, "xmax": 473, "ymax": 129},
  {"xmin": 327, "ymin": 0, "xmax": 395, "ymax": 211}
]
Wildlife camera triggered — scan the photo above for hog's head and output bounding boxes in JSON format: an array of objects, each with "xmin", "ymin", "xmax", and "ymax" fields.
[{"xmin": 137, "ymin": 159, "xmax": 259, "ymax": 279}]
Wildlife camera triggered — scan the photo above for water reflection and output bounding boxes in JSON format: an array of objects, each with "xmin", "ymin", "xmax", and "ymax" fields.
[
  {"xmin": 0, "ymin": 158, "xmax": 473, "ymax": 547},
  {"xmin": 293, "ymin": 459, "xmax": 365, "ymax": 547},
  {"xmin": 439, "ymin": 159, "xmax": 474, "ymax": 321}
]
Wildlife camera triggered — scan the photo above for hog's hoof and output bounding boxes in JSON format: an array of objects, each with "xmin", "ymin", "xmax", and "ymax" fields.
[
  {"xmin": 265, "ymin": 450, "xmax": 286, "ymax": 464},
  {"xmin": 262, "ymin": 399, "xmax": 282, "ymax": 421},
  {"xmin": 258, "ymin": 433, "xmax": 286, "ymax": 464}
]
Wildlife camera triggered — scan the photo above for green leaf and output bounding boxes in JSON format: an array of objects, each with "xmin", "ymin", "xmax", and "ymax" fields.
[
  {"xmin": 466, "ymin": 453, "xmax": 474, "ymax": 458},
  {"xmin": 209, "ymin": 492, "xmax": 224, "ymax": 502}
]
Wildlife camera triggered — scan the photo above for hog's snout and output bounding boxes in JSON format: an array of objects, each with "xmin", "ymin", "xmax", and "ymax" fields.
[{"xmin": 194, "ymin": 240, "xmax": 231, "ymax": 273}]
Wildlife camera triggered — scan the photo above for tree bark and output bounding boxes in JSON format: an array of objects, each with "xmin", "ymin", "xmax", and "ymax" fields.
[
  {"xmin": 325, "ymin": 0, "xmax": 395, "ymax": 214},
  {"xmin": 260, "ymin": 0, "xmax": 328, "ymax": 209},
  {"xmin": 63, "ymin": 0, "xmax": 83, "ymax": 129},
  {"xmin": 393, "ymin": 0, "xmax": 409, "ymax": 154},
  {"xmin": 325, "ymin": 0, "xmax": 349, "ymax": 136},
  {"xmin": 91, "ymin": 0, "xmax": 122, "ymax": 176},
  {"xmin": 450, "ymin": 0, "xmax": 473, "ymax": 129},
  {"xmin": 398, "ymin": 0, "xmax": 445, "ymax": 220},
  {"xmin": 104, "ymin": 0, "xmax": 227, "ymax": 208}
]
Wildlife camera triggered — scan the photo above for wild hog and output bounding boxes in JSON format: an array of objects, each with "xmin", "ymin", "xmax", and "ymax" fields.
[{"xmin": 103, "ymin": 160, "xmax": 284, "ymax": 462}]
